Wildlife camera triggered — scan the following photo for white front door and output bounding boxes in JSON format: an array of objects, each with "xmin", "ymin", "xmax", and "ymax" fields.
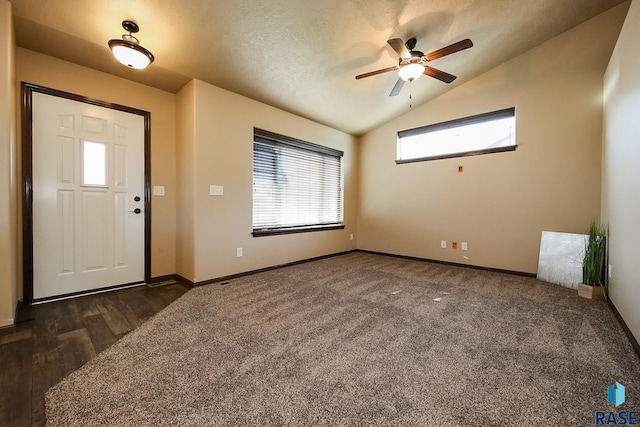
[{"xmin": 32, "ymin": 92, "xmax": 145, "ymax": 300}]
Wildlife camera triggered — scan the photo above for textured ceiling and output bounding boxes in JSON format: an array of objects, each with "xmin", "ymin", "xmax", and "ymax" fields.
[{"xmin": 9, "ymin": 0, "xmax": 628, "ymax": 136}]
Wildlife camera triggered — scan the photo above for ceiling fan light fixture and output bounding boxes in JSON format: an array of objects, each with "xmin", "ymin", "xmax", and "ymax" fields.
[
  {"xmin": 108, "ymin": 20, "xmax": 154, "ymax": 69},
  {"xmin": 398, "ymin": 63, "xmax": 424, "ymax": 82}
]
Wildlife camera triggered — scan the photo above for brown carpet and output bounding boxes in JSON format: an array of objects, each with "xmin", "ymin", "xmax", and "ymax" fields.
[{"xmin": 45, "ymin": 252, "xmax": 640, "ymax": 426}]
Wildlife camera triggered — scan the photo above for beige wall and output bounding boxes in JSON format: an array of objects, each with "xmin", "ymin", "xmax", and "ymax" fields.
[
  {"xmin": 357, "ymin": 5, "xmax": 628, "ymax": 274},
  {"xmin": 175, "ymin": 80, "xmax": 196, "ymax": 280},
  {"xmin": 603, "ymin": 0, "xmax": 640, "ymax": 341},
  {"xmin": 177, "ymin": 79, "xmax": 358, "ymax": 283},
  {"xmin": 0, "ymin": 0, "xmax": 17, "ymax": 327},
  {"xmin": 15, "ymin": 48, "xmax": 177, "ymax": 282}
]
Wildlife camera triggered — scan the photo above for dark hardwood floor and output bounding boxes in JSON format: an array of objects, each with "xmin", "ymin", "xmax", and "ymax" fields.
[{"xmin": 0, "ymin": 283, "xmax": 190, "ymax": 427}]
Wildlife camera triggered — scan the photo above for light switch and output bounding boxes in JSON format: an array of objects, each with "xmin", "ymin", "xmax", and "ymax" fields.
[
  {"xmin": 209, "ymin": 185, "xmax": 224, "ymax": 196},
  {"xmin": 153, "ymin": 186, "xmax": 165, "ymax": 196}
]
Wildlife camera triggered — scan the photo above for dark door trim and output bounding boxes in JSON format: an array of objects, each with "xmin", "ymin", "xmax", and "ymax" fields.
[{"xmin": 21, "ymin": 82, "xmax": 152, "ymax": 304}]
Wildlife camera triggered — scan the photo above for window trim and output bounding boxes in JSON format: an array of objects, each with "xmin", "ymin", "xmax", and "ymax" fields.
[
  {"xmin": 252, "ymin": 128, "xmax": 344, "ymax": 237},
  {"xmin": 252, "ymin": 224, "xmax": 345, "ymax": 237},
  {"xmin": 254, "ymin": 128, "xmax": 343, "ymax": 158},
  {"xmin": 396, "ymin": 107, "xmax": 516, "ymax": 164}
]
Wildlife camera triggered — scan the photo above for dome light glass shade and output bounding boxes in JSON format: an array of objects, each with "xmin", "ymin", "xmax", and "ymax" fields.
[
  {"xmin": 398, "ymin": 63, "xmax": 424, "ymax": 82},
  {"xmin": 109, "ymin": 41, "xmax": 154, "ymax": 69},
  {"xmin": 108, "ymin": 21, "xmax": 154, "ymax": 69}
]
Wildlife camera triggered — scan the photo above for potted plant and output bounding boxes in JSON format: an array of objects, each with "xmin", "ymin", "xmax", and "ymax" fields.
[{"xmin": 578, "ymin": 219, "xmax": 607, "ymax": 300}]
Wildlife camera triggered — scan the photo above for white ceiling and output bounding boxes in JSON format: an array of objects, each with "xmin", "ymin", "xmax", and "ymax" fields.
[{"xmin": 9, "ymin": 0, "xmax": 628, "ymax": 136}]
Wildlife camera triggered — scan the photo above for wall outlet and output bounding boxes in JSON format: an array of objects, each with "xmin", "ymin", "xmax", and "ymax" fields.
[
  {"xmin": 452, "ymin": 242, "xmax": 458, "ymax": 250},
  {"xmin": 461, "ymin": 242, "xmax": 468, "ymax": 251},
  {"xmin": 441, "ymin": 240, "xmax": 447, "ymax": 249},
  {"xmin": 350, "ymin": 233, "xmax": 354, "ymax": 241},
  {"xmin": 210, "ymin": 185, "xmax": 224, "ymax": 196},
  {"xmin": 236, "ymin": 247, "xmax": 243, "ymax": 257},
  {"xmin": 608, "ymin": 263, "xmax": 612, "ymax": 278},
  {"xmin": 153, "ymin": 186, "xmax": 165, "ymax": 196}
]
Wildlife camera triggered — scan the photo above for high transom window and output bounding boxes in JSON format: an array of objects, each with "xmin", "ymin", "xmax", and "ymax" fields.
[
  {"xmin": 397, "ymin": 107, "xmax": 516, "ymax": 163},
  {"xmin": 252, "ymin": 128, "xmax": 344, "ymax": 236}
]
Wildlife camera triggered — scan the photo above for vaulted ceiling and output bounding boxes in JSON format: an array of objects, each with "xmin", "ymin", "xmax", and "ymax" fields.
[{"xmin": 9, "ymin": 0, "xmax": 628, "ymax": 136}]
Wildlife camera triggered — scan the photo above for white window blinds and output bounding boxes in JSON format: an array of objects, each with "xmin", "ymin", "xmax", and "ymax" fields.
[{"xmin": 253, "ymin": 128, "xmax": 344, "ymax": 235}]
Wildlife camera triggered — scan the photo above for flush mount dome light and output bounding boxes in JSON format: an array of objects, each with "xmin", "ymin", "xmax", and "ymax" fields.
[
  {"xmin": 108, "ymin": 20, "xmax": 154, "ymax": 69},
  {"xmin": 398, "ymin": 62, "xmax": 425, "ymax": 82}
]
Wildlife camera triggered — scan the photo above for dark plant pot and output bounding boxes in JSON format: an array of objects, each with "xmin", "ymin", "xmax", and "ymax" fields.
[{"xmin": 578, "ymin": 283, "xmax": 606, "ymax": 300}]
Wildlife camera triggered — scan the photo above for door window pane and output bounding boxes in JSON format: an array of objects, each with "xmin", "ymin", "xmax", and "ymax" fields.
[{"xmin": 82, "ymin": 140, "xmax": 107, "ymax": 186}]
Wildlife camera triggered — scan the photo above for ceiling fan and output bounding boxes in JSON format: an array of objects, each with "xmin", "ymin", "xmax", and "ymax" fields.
[{"xmin": 355, "ymin": 37, "xmax": 473, "ymax": 96}]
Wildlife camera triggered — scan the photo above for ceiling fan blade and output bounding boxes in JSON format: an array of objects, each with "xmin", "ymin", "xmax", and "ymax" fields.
[
  {"xmin": 355, "ymin": 65, "xmax": 399, "ymax": 80},
  {"xmin": 425, "ymin": 38, "xmax": 473, "ymax": 61},
  {"xmin": 389, "ymin": 78, "xmax": 405, "ymax": 96},
  {"xmin": 424, "ymin": 66, "xmax": 457, "ymax": 83},
  {"xmin": 387, "ymin": 38, "xmax": 411, "ymax": 59}
]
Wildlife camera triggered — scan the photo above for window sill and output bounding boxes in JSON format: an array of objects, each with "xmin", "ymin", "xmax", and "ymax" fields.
[
  {"xmin": 396, "ymin": 145, "xmax": 516, "ymax": 164},
  {"xmin": 252, "ymin": 224, "xmax": 345, "ymax": 237}
]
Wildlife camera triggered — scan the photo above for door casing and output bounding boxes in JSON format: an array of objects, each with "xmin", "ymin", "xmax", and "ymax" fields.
[{"xmin": 21, "ymin": 82, "xmax": 152, "ymax": 304}]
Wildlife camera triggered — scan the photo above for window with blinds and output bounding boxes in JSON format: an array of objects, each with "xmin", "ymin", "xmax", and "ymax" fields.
[{"xmin": 253, "ymin": 128, "xmax": 344, "ymax": 236}]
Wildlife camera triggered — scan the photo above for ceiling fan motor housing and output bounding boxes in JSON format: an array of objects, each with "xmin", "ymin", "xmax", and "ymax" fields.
[{"xmin": 399, "ymin": 52, "xmax": 427, "ymax": 67}]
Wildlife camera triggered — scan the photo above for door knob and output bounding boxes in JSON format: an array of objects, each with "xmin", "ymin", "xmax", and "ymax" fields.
[{"xmin": 128, "ymin": 208, "xmax": 142, "ymax": 214}]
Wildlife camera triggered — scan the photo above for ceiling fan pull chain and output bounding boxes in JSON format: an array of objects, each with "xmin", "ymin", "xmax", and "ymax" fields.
[{"xmin": 409, "ymin": 80, "xmax": 413, "ymax": 108}]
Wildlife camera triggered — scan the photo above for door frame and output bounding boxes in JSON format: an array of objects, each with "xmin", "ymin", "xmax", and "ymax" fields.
[{"xmin": 21, "ymin": 82, "xmax": 152, "ymax": 304}]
